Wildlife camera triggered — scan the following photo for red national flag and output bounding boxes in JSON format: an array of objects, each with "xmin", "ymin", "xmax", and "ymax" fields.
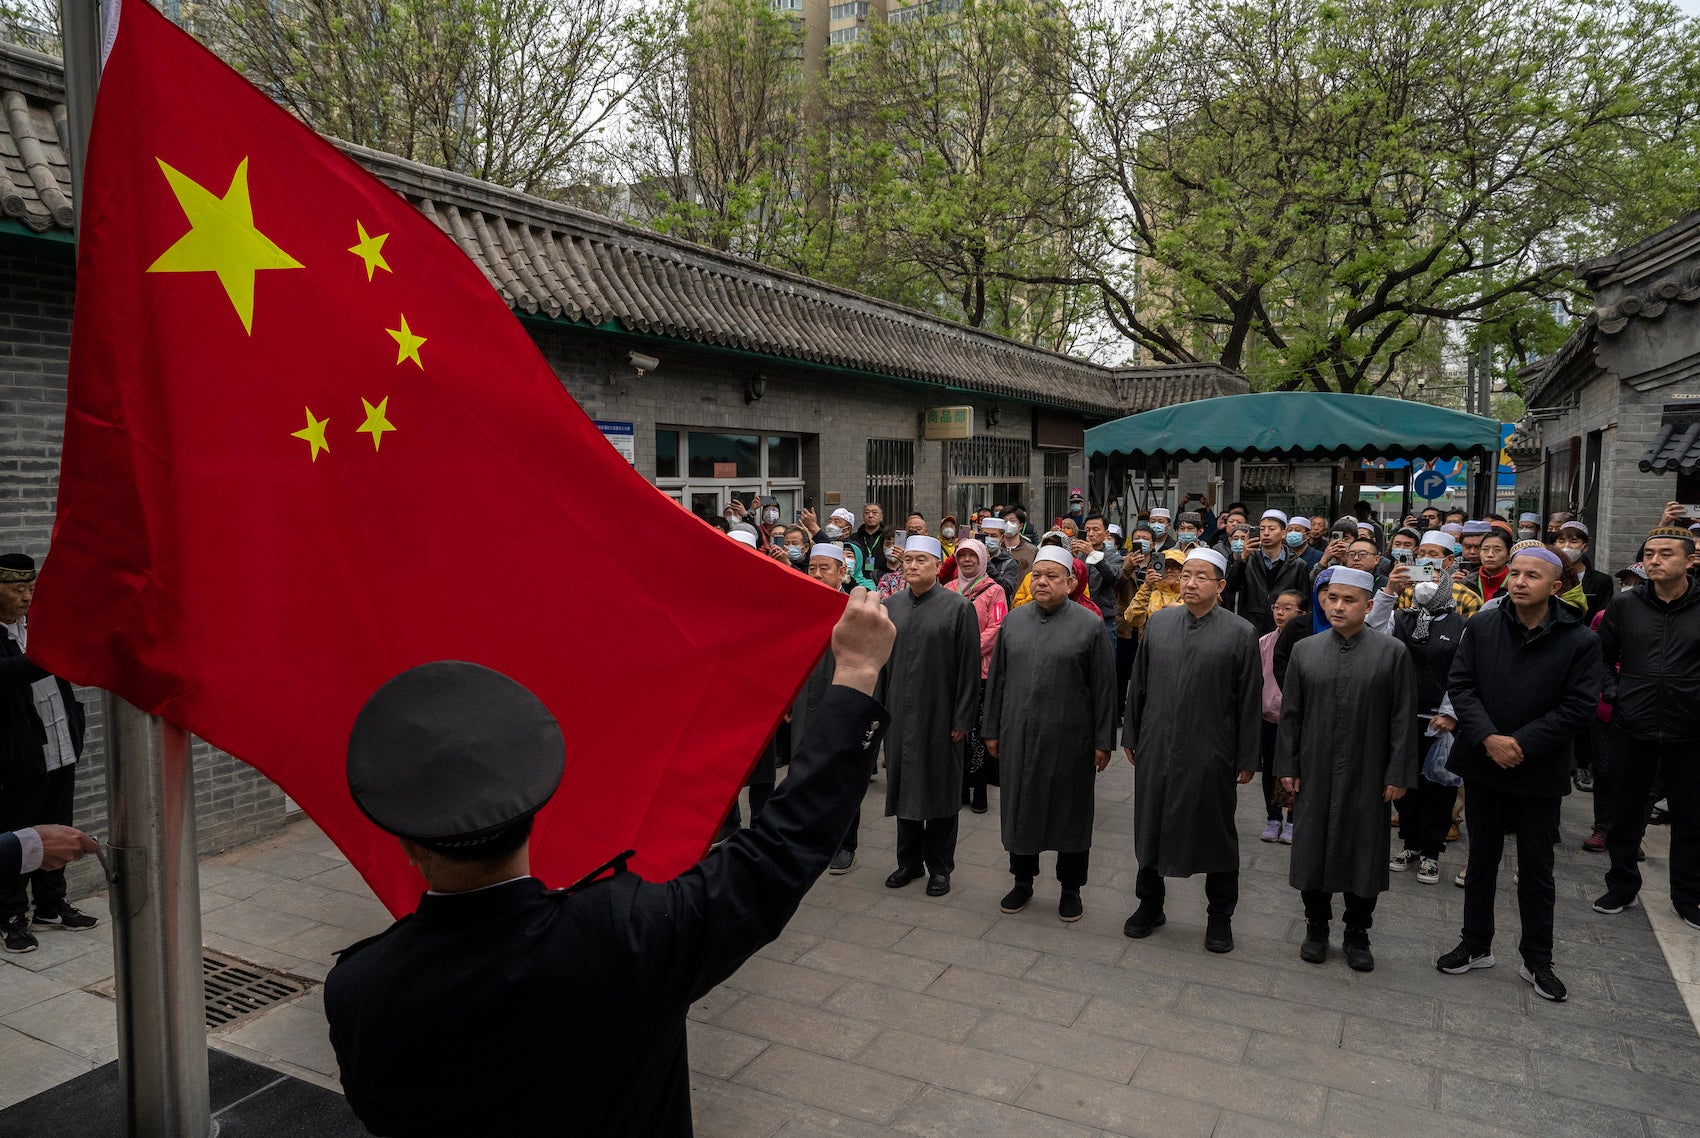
[{"xmin": 30, "ymin": 0, "xmax": 843, "ymax": 916}]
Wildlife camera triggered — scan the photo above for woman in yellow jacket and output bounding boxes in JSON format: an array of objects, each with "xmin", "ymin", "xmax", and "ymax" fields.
[{"xmin": 1124, "ymin": 548, "xmax": 1187, "ymax": 630}]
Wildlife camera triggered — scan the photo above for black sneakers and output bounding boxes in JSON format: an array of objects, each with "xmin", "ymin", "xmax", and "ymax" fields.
[
  {"xmin": 1342, "ymin": 930, "xmax": 1375, "ymax": 972},
  {"xmin": 827, "ymin": 848, "xmax": 855, "ymax": 875},
  {"xmin": 1592, "ymin": 891, "xmax": 1639, "ymax": 915},
  {"xmin": 2, "ymin": 916, "xmax": 38, "ymax": 954},
  {"xmin": 1520, "ymin": 962, "xmax": 1568, "ymax": 1002},
  {"xmin": 999, "ymin": 881, "xmax": 1034, "ymax": 914},
  {"xmin": 924, "ymin": 873, "xmax": 951, "ymax": 897},
  {"xmin": 1058, "ymin": 890, "xmax": 1083, "ymax": 924},
  {"xmin": 1122, "ymin": 903, "xmax": 1165, "ymax": 939},
  {"xmin": 33, "ymin": 905, "xmax": 99, "ymax": 930},
  {"xmin": 1676, "ymin": 903, "xmax": 1700, "ymax": 931},
  {"xmin": 1435, "ymin": 942, "xmax": 1495, "ymax": 974}
]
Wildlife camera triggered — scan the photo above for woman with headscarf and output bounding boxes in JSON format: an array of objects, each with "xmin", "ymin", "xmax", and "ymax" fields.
[
  {"xmin": 953, "ymin": 538, "xmax": 1008, "ymax": 813},
  {"xmin": 1069, "ymin": 556, "xmax": 1102, "ymax": 614}
]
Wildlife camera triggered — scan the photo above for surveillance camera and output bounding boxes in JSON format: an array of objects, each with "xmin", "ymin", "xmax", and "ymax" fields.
[{"xmin": 627, "ymin": 351, "xmax": 659, "ymax": 374}]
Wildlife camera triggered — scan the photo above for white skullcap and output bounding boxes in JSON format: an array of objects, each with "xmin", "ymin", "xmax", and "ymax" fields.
[
  {"xmin": 830, "ymin": 507, "xmax": 856, "ymax": 525},
  {"xmin": 809, "ymin": 543, "xmax": 845, "ymax": 564},
  {"xmin": 1149, "ymin": 507, "xmax": 1172, "ymax": 520},
  {"xmin": 1287, "ymin": 516, "xmax": 1310, "ymax": 529},
  {"xmin": 1518, "ymin": 513, "xmax": 1541, "ymax": 526},
  {"xmin": 1185, "ymin": 547, "xmax": 1228, "ymax": 573},
  {"xmin": 906, "ymin": 535, "xmax": 944, "ymax": 561},
  {"xmin": 1033, "ymin": 546, "xmax": 1074, "ymax": 571},
  {"xmin": 1107, "ymin": 523, "xmax": 1123, "ymax": 537},
  {"xmin": 1329, "ymin": 567, "xmax": 1376, "ymax": 593},
  {"xmin": 728, "ymin": 529, "xmax": 758, "ymax": 548},
  {"xmin": 980, "ymin": 517, "xmax": 1008, "ymax": 533},
  {"xmin": 1420, "ymin": 530, "xmax": 1452, "ymax": 548},
  {"xmin": 1261, "ymin": 509, "xmax": 1288, "ymax": 524}
]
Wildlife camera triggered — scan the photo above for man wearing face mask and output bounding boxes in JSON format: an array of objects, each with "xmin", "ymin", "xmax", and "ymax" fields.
[
  {"xmin": 816, "ymin": 508, "xmax": 876, "ymax": 591},
  {"xmin": 1516, "ymin": 513, "xmax": 1543, "ymax": 543},
  {"xmin": 1170, "ymin": 511, "xmax": 1206, "ymax": 550},
  {"xmin": 1074, "ymin": 513, "xmax": 1124, "ymax": 643},
  {"xmin": 998, "ymin": 508, "xmax": 1037, "ymax": 579},
  {"xmin": 1384, "ymin": 532, "xmax": 1482, "ymax": 625},
  {"xmin": 780, "ymin": 525, "xmax": 813, "ymax": 574},
  {"xmin": 1552, "ymin": 520, "xmax": 1613, "ymax": 621},
  {"xmin": 938, "ymin": 515, "xmax": 961, "ymax": 560},
  {"xmin": 1145, "ymin": 507, "xmax": 1175, "ymax": 554},
  {"xmin": 1225, "ymin": 509, "xmax": 1313, "ymax": 637},
  {"xmin": 1289, "ymin": 518, "xmax": 1324, "ymax": 569},
  {"xmin": 1543, "ymin": 511, "xmax": 1572, "ymax": 545},
  {"xmin": 978, "ymin": 517, "xmax": 1020, "ymax": 603}
]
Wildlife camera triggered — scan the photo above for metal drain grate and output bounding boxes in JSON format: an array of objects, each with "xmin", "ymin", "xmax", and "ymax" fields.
[{"xmin": 202, "ymin": 951, "xmax": 307, "ymax": 1029}]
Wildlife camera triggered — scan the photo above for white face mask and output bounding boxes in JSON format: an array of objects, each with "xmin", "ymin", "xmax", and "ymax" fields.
[
  {"xmin": 824, "ymin": 524, "xmax": 844, "ymax": 540},
  {"xmin": 1413, "ymin": 581, "xmax": 1440, "ymax": 606},
  {"xmin": 1560, "ymin": 546, "xmax": 1583, "ymax": 563},
  {"xmin": 941, "ymin": 527, "xmax": 956, "ymax": 539}
]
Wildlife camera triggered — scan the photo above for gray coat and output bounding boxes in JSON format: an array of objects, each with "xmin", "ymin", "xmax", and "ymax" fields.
[
  {"xmin": 877, "ymin": 585, "xmax": 980, "ymax": 820},
  {"xmin": 1275, "ymin": 627, "xmax": 1420, "ymax": 896},
  {"xmin": 1084, "ymin": 547, "xmax": 1124, "ymax": 622},
  {"xmin": 1123, "ymin": 604, "xmax": 1262, "ymax": 876},
  {"xmin": 983, "ymin": 601, "xmax": 1117, "ymax": 854}
]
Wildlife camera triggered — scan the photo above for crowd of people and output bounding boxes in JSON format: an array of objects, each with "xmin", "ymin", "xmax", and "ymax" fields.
[{"xmin": 720, "ymin": 493, "xmax": 1700, "ymax": 1003}]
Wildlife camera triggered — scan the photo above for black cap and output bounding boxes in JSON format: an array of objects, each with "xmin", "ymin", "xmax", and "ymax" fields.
[
  {"xmin": 0, "ymin": 553, "xmax": 36, "ymax": 583},
  {"xmin": 347, "ymin": 661, "xmax": 564, "ymax": 846}
]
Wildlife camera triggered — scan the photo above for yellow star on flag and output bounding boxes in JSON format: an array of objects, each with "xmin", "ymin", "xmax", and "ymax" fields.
[
  {"xmin": 356, "ymin": 396, "xmax": 396, "ymax": 451},
  {"xmin": 291, "ymin": 407, "xmax": 330, "ymax": 462},
  {"xmin": 348, "ymin": 221, "xmax": 391, "ymax": 281},
  {"xmin": 386, "ymin": 314, "xmax": 426, "ymax": 369},
  {"xmin": 146, "ymin": 157, "xmax": 303, "ymax": 335}
]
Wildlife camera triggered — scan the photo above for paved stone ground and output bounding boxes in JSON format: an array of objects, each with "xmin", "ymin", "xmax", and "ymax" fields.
[{"xmin": 2, "ymin": 763, "xmax": 1697, "ymax": 1136}]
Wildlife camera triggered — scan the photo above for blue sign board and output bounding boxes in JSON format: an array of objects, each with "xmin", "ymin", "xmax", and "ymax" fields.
[{"xmin": 1414, "ymin": 470, "xmax": 1447, "ymax": 500}]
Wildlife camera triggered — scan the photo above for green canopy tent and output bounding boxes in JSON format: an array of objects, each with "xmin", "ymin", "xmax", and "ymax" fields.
[{"xmin": 1086, "ymin": 392, "xmax": 1505, "ymax": 523}]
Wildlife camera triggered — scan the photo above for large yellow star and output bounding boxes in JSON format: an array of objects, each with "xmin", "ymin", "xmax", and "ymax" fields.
[
  {"xmin": 145, "ymin": 157, "xmax": 303, "ymax": 335},
  {"xmin": 348, "ymin": 221, "xmax": 391, "ymax": 281},
  {"xmin": 356, "ymin": 396, "xmax": 395, "ymax": 451},
  {"xmin": 291, "ymin": 407, "xmax": 330, "ymax": 462},
  {"xmin": 386, "ymin": 314, "xmax": 425, "ymax": 369}
]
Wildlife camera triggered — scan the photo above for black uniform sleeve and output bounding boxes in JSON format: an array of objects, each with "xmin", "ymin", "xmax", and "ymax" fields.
[
  {"xmin": 611, "ymin": 686, "xmax": 888, "ymax": 1006},
  {"xmin": 0, "ymin": 831, "xmax": 20, "ymax": 880},
  {"xmin": 1446, "ymin": 620, "xmax": 1495, "ymax": 748}
]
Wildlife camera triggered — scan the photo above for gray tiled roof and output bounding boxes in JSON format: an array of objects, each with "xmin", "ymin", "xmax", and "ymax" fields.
[
  {"xmin": 1108, "ymin": 361, "xmax": 1248, "ymax": 414},
  {"xmin": 0, "ymin": 40, "xmax": 1173, "ymax": 417},
  {"xmin": 1640, "ymin": 417, "xmax": 1700, "ymax": 476}
]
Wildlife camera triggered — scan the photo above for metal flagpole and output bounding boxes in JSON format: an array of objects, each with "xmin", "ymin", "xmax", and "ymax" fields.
[{"xmin": 57, "ymin": 1, "xmax": 214, "ymax": 1134}]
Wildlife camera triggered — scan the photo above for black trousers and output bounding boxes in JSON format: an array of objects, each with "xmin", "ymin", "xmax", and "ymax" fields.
[
  {"xmin": 1010, "ymin": 850, "xmax": 1090, "ymax": 889},
  {"xmin": 1589, "ymin": 718, "xmax": 1612, "ymax": 829},
  {"xmin": 0, "ymin": 765, "xmax": 75, "ymax": 919},
  {"xmin": 1135, "ymin": 865, "xmax": 1237, "ymax": 918},
  {"xmin": 964, "ymin": 679, "xmax": 993, "ymax": 797},
  {"xmin": 1606, "ymin": 728, "xmax": 1700, "ymax": 909},
  {"xmin": 1398, "ymin": 739, "xmax": 1457, "ymax": 859},
  {"xmin": 1460, "ymin": 781, "xmax": 1560, "ymax": 966},
  {"xmin": 838, "ymin": 750, "xmax": 878, "ymax": 854},
  {"xmin": 1115, "ymin": 631, "xmax": 1138, "ymax": 722},
  {"xmin": 1301, "ymin": 889, "xmax": 1376, "ymax": 931},
  {"xmin": 1259, "ymin": 719, "xmax": 1286, "ymax": 822},
  {"xmin": 896, "ymin": 815, "xmax": 959, "ymax": 876}
]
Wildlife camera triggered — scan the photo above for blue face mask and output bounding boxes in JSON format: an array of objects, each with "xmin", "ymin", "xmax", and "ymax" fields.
[
  {"xmin": 1150, "ymin": 523, "xmax": 1168, "ymax": 538},
  {"xmin": 1453, "ymin": 543, "xmax": 1464, "ymax": 556},
  {"xmin": 1136, "ymin": 539, "xmax": 1151, "ymax": 552},
  {"xmin": 1416, "ymin": 557, "xmax": 1443, "ymax": 570},
  {"xmin": 1176, "ymin": 530, "xmax": 1199, "ymax": 545},
  {"xmin": 1284, "ymin": 531, "xmax": 1306, "ymax": 548},
  {"xmin": 787, "ymin": 546, "xmax": 806, "ymax": 562},
  {"xmin": 1230, "ymin": 539, "xmax": 1245, "ymax": 554}
]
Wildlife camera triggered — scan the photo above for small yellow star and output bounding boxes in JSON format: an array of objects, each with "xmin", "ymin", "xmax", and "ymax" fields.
[
  {"xmin": 290, "ymin": 406, "xmax": 330, "ymax": 462},
  {"xmin": 146, "ymin": 157, "xmax": 303, "ymax": 335},
  {"xmin": 386, "ymin": 314, "xmax": 425, "ymax": 369},
  {"xmin": 356, "ymin": 396, "xmax": 395, "ymax": 451},
  {"xmin": 348, "ymin": 221, "xmax": 390, "ymax": 281}
]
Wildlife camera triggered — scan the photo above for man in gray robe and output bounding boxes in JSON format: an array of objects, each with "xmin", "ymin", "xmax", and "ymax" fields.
[
  {"xmin": 878, "ymin": 535, "xmax": 980, "ymax": 897},
  {"xmin": 983, "ymin": 547, "xmax": 1118, "ymax": 923},
  {"xmin": 1276, "ymin": 566, "xmax": 1420, "ymax": 973},
  {"xmin": 1122, "ymin": 548, "xmax": 1262, "ymax": 953}
]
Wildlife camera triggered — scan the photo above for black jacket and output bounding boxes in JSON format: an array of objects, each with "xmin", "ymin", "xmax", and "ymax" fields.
[
  {"xmin": 0, "ymin": 630, "xmax": 85, "ymax": 780},
  {"xmin": 1391, "ymin": 608, "xmax": 1467, "ymax": 718},
  {"xmin": 846, "ymin": 524, "xmax": 887, "ymax": 577},
  {"xmin": 1578, "ymin": 565, "xmax": 1613, "ymax": 623},
  {"xmin": 1597, "ymin": 579, "xmax": 1700, "ymax": 742},
  {"xmin": 1447, "ymin": 599, "xmax": 1600, "ymax": 797},
  {"xmin": 1226, "ymin": 551, "xmax": 1312, "ymax": 638},
  {"xmin": 325, "ymin": 685, "xmax": 888, "ymax": 1138}
]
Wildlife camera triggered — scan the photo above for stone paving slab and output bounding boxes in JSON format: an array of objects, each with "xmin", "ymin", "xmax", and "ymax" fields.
[{"xmin": 1, "ymin": 760, "xmax": 1696, "ymax": 1137}]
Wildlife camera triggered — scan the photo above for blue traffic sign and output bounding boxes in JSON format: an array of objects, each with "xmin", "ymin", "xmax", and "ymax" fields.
[{"xmin": 1414, "ymin": 470, "xmax": 1447, "ymax": 500}]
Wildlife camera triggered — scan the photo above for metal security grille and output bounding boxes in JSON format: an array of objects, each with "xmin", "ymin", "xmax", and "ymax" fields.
[
  {"xmin": 202, "ymin": 952, "xmax": 307, "ymax": 1029},
  {"xmin": 866, "ymin": 438, "xmax": 915, "ymax": 523},
  {"xmin": 949, "ymin": 437, "xmax": 1029, "ymax": 481},
  {"xmin": 1042, "ymin": 450, "xmax": 1070, "ymax": 521}
]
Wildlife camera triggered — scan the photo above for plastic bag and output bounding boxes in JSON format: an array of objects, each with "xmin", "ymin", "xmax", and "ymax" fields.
[{"xmin": 1422, "ymin": 731, "xmax": 1462, "ymax": 788}]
